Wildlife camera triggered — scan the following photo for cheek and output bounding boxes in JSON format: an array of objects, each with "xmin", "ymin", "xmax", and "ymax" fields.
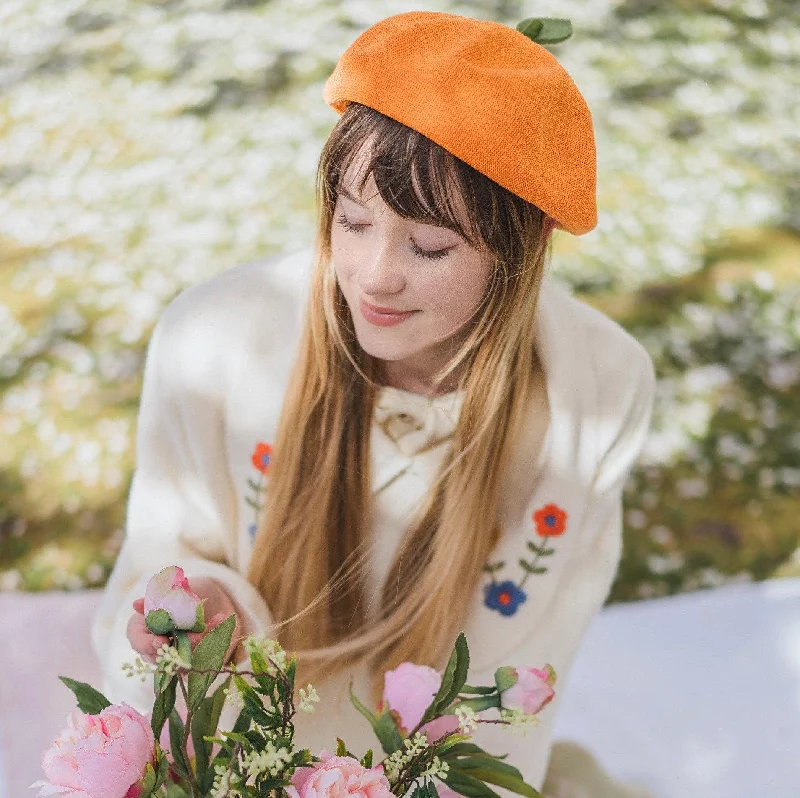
[{"xmin": 425, "ymin": 264, "xmax": 490, "ymax": 325}]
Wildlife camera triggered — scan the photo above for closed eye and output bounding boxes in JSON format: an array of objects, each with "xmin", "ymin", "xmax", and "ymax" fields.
[{"xmin": 334, "ymin": 214, "xmax": 454, "ymax": 261}]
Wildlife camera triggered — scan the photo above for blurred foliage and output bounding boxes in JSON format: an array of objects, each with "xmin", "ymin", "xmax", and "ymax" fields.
[{"xmin": 0, "ymin": 0, "xmax": 797, "ymax": 595}]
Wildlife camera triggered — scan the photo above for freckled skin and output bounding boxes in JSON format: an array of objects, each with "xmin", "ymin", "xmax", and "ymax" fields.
[{"xmin": 330, "ymin": 148, "xmax": 493, "ymax": 397}]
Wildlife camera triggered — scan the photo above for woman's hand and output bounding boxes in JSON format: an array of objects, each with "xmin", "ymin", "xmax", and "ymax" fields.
[{"xmin": 126, "ymin": 576, "xmax": 243, "ymax": 665}]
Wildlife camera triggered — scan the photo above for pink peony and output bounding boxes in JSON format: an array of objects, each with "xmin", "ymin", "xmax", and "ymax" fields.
[
  {"xmin": 382, "ymin": 662, "xmax": 460, "ymax": 742},
  {"xmin": 32, "ymin": 703, "xmax": 154, "ymax": 798},
  {"xmin": 287, "ymin": 751, "xmax": 394, "ymax": 798},
  {"xmin": 144, "ymin": 565, "xmax": 203, "ymax": 630},
  {"xmin": 500, "ymin": 667, "xmax": 555, "ymax": 715}
]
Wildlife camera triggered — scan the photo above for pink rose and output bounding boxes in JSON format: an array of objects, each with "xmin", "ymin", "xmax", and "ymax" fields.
[
  {"xmin": 287, "ymin": 751, "xmax": 394, "ymax": 798},
  {"xmin": 382, "ymin": 662, "xmax": 460, "ymax": 742},
  {"xmin": 32, "ymin": 703, "xmax": 154, "ymax": 798},
  {"xmin": 144, "ymin": 565, "xmax": 203, "ymax": 631},
  {"xmin": 500, "ymin": 667, "xmax": 555, "ymax": 715}
]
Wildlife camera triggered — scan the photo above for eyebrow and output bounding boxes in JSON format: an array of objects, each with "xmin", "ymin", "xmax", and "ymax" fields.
[{"xmin": 338, "ymin": 185, "xmax": 366, "ymax": 205}]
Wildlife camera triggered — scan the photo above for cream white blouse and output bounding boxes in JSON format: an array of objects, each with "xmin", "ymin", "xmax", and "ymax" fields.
[{"xmin": 92, "ymin": 245, "xmax": 655, "ymax": 791}]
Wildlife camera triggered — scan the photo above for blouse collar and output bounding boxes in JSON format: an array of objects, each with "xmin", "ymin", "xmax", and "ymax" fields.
[{"xmin": 374, "ymin": 385, "xmax": 465, "ymax": 457}]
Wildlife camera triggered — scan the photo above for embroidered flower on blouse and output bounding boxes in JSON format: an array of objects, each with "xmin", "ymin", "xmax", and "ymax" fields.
[
  {"xmin": 484, "ymin": 580, "xmax": 527, "ymax": 617},
  {"xmin": 251, "ymin": 442, "xmax": 273, "ymax": 474},
  {"xmin": 533, "ymin": 503, "xmax": 567, "ymax": 537},
  {"xmin": 483, "ymin": 503, "xmax": 568, "ymax": 617},
  {"xmin": 247, "ymin": 442, "xmax": 272, "ymax": 542}
]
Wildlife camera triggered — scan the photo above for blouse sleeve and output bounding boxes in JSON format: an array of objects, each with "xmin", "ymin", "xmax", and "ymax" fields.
[
  {"xmin": 471, "ymin": 342, "xmax": 657, "ymax": 791},
  {"xmin": 90, "ymin": 293, "xmax": 273, "ymax": 712}
]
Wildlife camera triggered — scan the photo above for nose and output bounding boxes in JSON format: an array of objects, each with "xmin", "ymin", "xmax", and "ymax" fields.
[{"xmin": 355, "ymin": 240, "xmax": 406, "ymax": 298}]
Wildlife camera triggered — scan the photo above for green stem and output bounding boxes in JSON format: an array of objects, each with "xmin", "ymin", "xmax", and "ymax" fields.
[
  {"xmin": 177, "ymin": 675, "xmax": 200, "ymax": 798},
  {"xmin": 519, "ymin": 534, "xmax": 550, "ymax": 589}
]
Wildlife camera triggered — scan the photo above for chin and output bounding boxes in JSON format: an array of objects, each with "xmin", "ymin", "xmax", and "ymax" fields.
[{"xmin": 354, "ymin": 337, "xmax": 411, "ymax": 363}]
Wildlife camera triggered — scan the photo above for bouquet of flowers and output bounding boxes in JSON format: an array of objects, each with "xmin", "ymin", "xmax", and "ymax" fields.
[{"xmin": 33, "ymin": 566, "xmax": 557, "ymax": 798}]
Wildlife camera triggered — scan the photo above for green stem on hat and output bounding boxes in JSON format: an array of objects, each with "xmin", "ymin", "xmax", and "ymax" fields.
[{"xmin": 516, "ymin": 18, "xmax": 573, "ymax": 45}]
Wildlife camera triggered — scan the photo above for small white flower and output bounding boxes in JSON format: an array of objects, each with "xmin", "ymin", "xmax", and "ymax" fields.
[
  {"xmin": 298, "ymin": 684, "xmax": 320, "ymax": 713},
  {"xmin": 224, "ymin": 682, "xmax": 245, "ymax": 711},
  {"xmin": 121, "ymin": 655, "xmax": 155, "ymax": 683},
  {"xmin": 244, "ymin": 635, "xmax": 287, "ymax": 676},
  {"xmin": 422, "ymin": 757, "xmax": 450, "ymax": 780},
  {"xmin": 454, "ymin": 705, "xmax": 479, "ymax": 735},
  {"xmin": 155, "ymin": 643, "xmax": 190, "ymax": 677},
  {"xmin": 499, "ymin": 708, "xmax": 540, "ymax": 736}
]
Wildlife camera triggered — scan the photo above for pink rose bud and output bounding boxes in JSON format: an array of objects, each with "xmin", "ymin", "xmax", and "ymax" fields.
[
  {"xmin": 144, "ymin": 565, "xmax": 204, "ymax": 633},
  {"xmin": 382, "ymin": 662, "xmax": 460, "ymax": 742},
  {"xmin": 500, "ymin": 665, "xmax": 556, "ymax": 716},
  {"xmin": 287, "ymin": 752, "xmax": 394, "ymax": 798},
  {"xmin": 31, "ymin": 703, "xmax": 155, "ymax": 798}
]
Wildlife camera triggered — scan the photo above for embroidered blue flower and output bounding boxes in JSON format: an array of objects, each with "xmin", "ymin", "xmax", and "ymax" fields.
[
  {"xmin": 248, "ymin": 523, "xmax": 257, "ymax": 542},
  {"xmin": 484, "ymin": 580, "xmax": 527, "ymax": 616}
]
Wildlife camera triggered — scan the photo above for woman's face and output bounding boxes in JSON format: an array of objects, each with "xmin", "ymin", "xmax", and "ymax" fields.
[{"xmin": 330, "ymin": 154, "xmax": 494, "ymax": 395}]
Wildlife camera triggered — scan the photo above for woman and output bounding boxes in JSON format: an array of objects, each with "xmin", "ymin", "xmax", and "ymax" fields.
[{"xmin": 93, "ymin": 11, "xmax": 656, "ymax": 796}]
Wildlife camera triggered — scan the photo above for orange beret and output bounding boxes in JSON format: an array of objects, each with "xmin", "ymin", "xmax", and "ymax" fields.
[{"xmin": 323, "ymin": 11, "xmax": 597, "ymax": 236}]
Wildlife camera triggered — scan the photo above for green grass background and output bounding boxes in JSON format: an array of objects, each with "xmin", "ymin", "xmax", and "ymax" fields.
[{"xmin": 0, "ymin": 0, "xmax": 797, "ymax": 598}]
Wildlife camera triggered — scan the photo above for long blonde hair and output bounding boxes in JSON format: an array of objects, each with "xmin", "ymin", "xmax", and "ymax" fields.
[{"xmin": 247, "ymin": 102, "xmax": 555, "ymax": 690}]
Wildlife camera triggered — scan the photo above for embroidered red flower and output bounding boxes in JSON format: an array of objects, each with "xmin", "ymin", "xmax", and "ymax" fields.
[
  {"xmin": 251, "ymin": 442, "xmax": 273, "ymax": 474},
  {"xmin": 533, "ymin": 504, "xmax": 567, "ymax": 537}
]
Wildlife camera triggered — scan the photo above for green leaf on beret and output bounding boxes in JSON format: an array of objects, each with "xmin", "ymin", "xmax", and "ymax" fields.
[{"xmin": 516, "ymin": 17, "xmax": 573, "ymax": 45}]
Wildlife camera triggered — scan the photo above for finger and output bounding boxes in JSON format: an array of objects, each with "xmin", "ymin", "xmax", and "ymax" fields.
[{"xmin": 132, "ymin": 597, "xmax": 145, "ymax": 614}]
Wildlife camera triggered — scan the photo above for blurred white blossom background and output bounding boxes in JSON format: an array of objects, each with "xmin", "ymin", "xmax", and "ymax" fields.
[{"xmin": 0, "ymin": 0, "xmax": 797, "ymax": 595}]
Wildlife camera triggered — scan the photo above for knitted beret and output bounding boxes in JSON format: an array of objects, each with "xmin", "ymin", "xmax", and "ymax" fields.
[{"xmin": 323, "ymin": 11, "xmax": 597, "ymax": 236}]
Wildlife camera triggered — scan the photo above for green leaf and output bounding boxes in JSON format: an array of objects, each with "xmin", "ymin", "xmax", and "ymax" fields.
[
  {"xmin": 154, "ymin": 753, "xmax": 171, "ymax": 791},
  {"xmin": 444, "ymin": 769, "xmax": 503, "ymax": 798},
  {"xmin": 494, "ymin": 666, "xmax": 518, "ymax": 693},
  {"xmin": 450, "ymin": 758, "xmax": 524, "ymax": 780},
  {"xmin": 515, "ymin": 18, "xmax": 543, "ymax": 40},
  {"xmin": 168, "ymin": 711, "xmax": 192, "ymax": 782},
  {"xmin": 247, "ymin": 477, "xmax": 263, "ymax": 492},
  {"xmin": 187, "ymin": 615, "xmax": 236, "ymax": 710},
  {"xmin": 175, "ymin": 631, "xmax": 193, "ymax": 667},
  {"xmin": 519, "ymin": 559, "xmax": 549, "ymax": 575},
  {"xmin": 146, "ymin": 608, "xmax": 175, "ymax": 636},
  {"xmin": 245, "ymin": 495, "xmax": 262, "ymax": 510},
  {"xmin": 336, "ymin": 738, "xmax": 347, "ymax": 757},
  {"xmin": 535, "ymin": 18, "xmax": 573, "ymax": 44},
  {"xmin": 192, "ymin": 676, "xmax": 230, "ymax": 785},
  {"xmin": 459, "ymin": 684, "xmax": 496, "ymax": 695},
  {"xmin": 150, "ymin": 676, "xmax": 177, "ymax": 740},
  {"xmin": 349, "ymin": 683, "xmax": 403, "ymax": 755},
  {"xmin": 420, "ymin": 632, "xmax": 470, "ymax": 726},
  {"xmin": 58, "ymin": 677, "xmax": 112, "ymax": 715},
  {"xmin": 440, "ymin": 743, "xmax": 507, "ymax": 760},
  {"xmin": 361, "ymin": 749, "xmax": 373, "ymax": 769},
  {"xmin": 138, "ymin": 762, "xmax": 157, "ymax": 797},
  {"xmin": 449, "ymin": 695, "xmax": 499, "ymax": 714},
  {"xmin": 525, "ymin": 541, "xmax": 554, "ymax": 556},
  {"xmin": 189, "ymin": 601, "xmax": 206, "ymax": 634},
  {"xmin": 455, "ymin": 767, "xmax": 541, "ymax": 798}
]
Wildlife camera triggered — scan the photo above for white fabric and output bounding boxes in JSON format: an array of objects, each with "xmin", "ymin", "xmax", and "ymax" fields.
[{"xmin": 91, "ymin": 244, "xmax": 656, "ymax": 790}]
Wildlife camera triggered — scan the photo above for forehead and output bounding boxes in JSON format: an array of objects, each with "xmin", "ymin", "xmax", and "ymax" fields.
[{"xmin": 337, "ymin": 138, "xmax": 474, "ymax": 232}]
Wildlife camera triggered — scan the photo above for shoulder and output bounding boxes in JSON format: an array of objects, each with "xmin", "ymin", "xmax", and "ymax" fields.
[
  {"xmin": 540, "ymin": 278, "xmax": 655, "ymax": 413},
  {"xmin": 148, "ymin": 246, "xmax": 314, "ymax": 378},
  {"xmin": 538, "ymin": 278, "xmax": 656, "ymax": 481},
  {"xmin": 540, "ymin": 277, "xmax": 655, "ymax": 395},
  {"xmin": 158, "ymin": 245, "xmax": 314, "ymax": 342}
]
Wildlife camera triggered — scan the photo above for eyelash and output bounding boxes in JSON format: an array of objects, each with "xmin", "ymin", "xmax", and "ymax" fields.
[{"xmin": 334, "ymin": 213, "xmax": 452, "ymax": 261}]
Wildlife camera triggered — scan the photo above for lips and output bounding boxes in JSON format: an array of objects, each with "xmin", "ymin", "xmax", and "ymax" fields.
[
  {"xmin": 362, "ymin": 300, "xmax": 411, "ymax": 314},
  {"xmin": 359, "ymin": 299, "xmax": 417, "ymax": 327}
]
